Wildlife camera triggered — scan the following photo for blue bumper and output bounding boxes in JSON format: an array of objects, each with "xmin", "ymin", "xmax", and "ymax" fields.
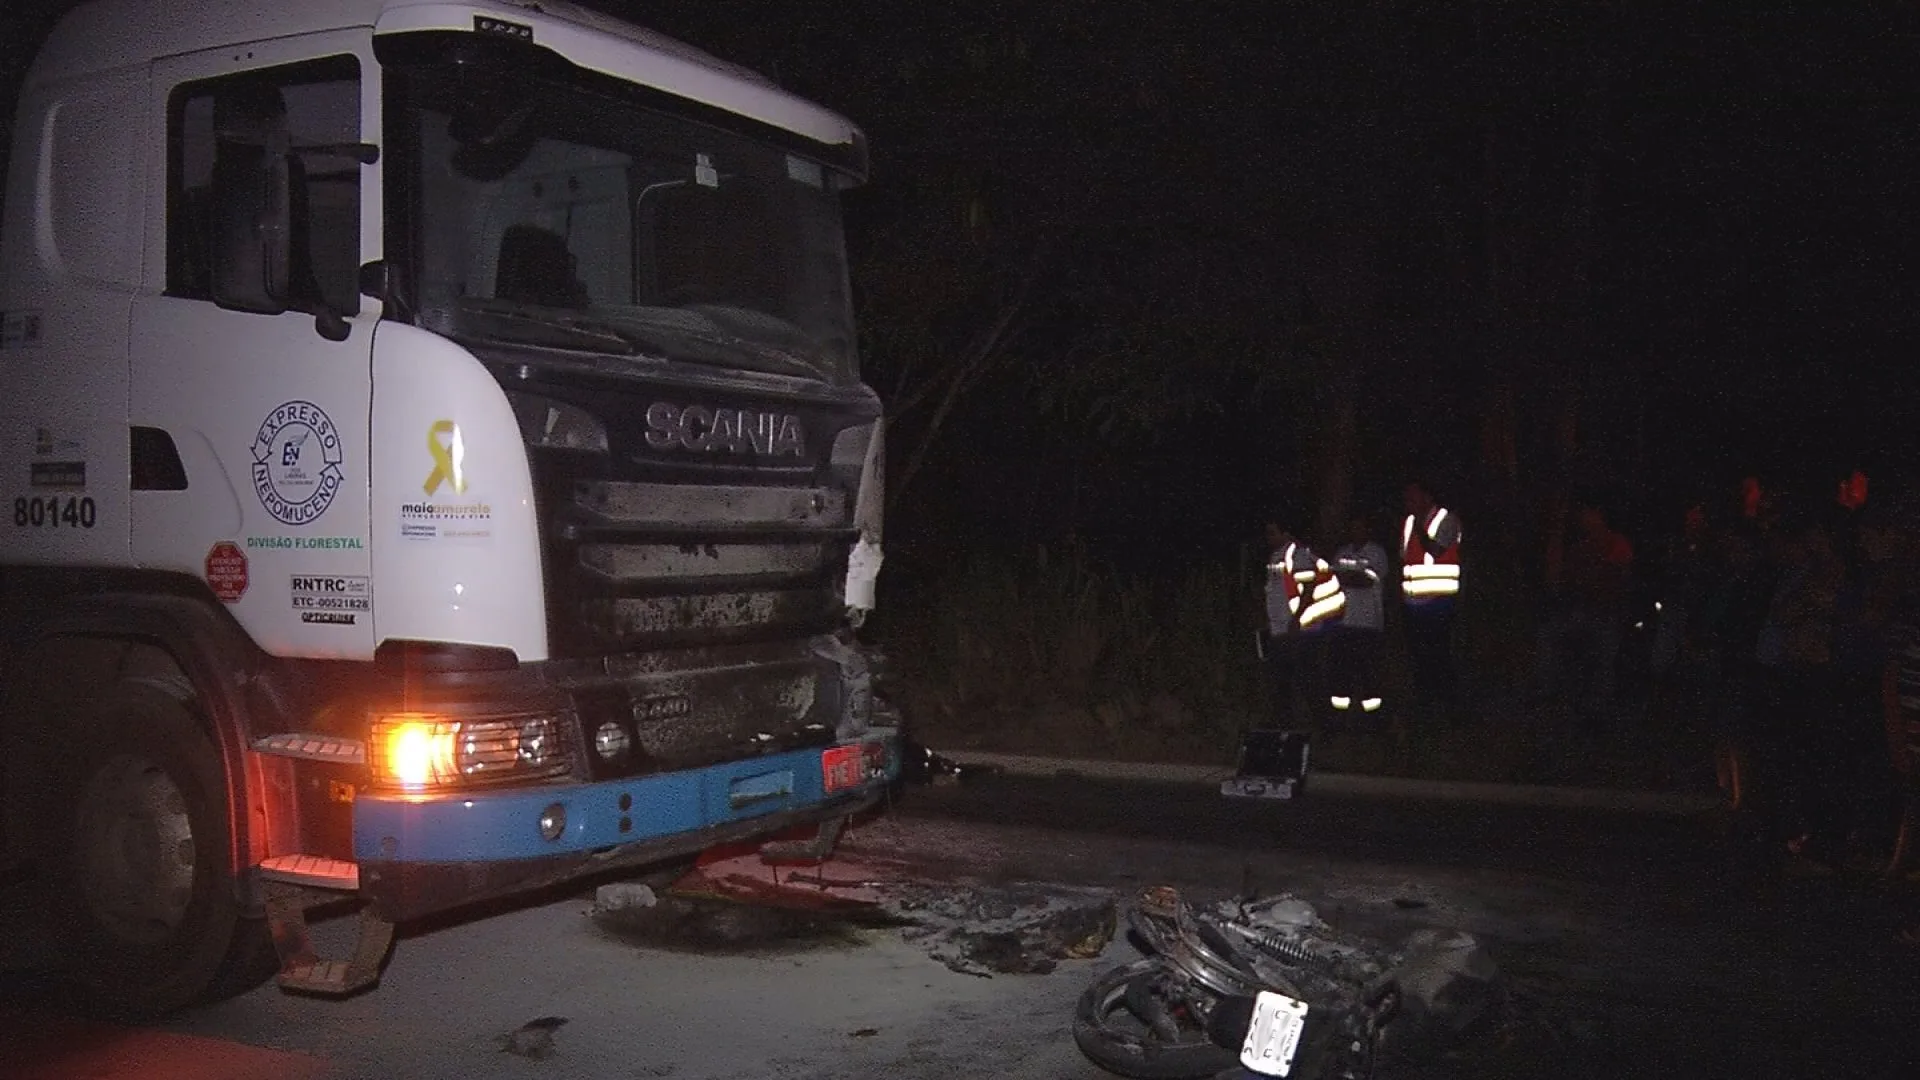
[{"xmin": 352, "ymin": 734, "xmax": 898, "ymax": 920}]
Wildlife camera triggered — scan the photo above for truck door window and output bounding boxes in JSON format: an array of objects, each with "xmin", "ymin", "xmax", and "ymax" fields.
[{"xmin": 167, "ymin": 56, "xmax": 362, "ymax": 314}]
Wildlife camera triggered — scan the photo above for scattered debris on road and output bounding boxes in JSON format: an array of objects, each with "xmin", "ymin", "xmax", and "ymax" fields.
[
  {"xmin": 1373, "ymin": 927, "xmax": 1504, "ymax": 1068},
  {"xmin": 497, "ymin": 1016, "xmax": 568, "ymax": 1061},
  {"xmin": 593, "ymin": 882, "xmax": 659, "ymax": 913},
  {"xmin": 900, "ymin": 736, "xmax": 1003, "ymax": 787},
  {"xmin": 881, "ymin": 881, "xmax": 1117, "ymax": 977},
  {"xmin": 590, "ymin": 884, "xmax": 905, "ymax": 954},
  {"xmin": 588, "ymin": 860, "xmax": 1117, "ymax": 978}
]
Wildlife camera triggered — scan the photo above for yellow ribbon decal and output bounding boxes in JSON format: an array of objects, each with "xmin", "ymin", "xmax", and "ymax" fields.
[{"xmin": 423, "ymin": 419, "xmax": 466, "ymax": 495}]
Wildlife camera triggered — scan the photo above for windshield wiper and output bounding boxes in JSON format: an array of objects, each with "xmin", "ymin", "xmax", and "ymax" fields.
[
  {"xmin": 455, "ymin": 298, "xmax": 832, "ymax": 380},
  {"xmin": 454, "ymin": 299, "xmax": 638, "ymax": 355},
  {"xmin": 589, "ymin": 306, "xmax": 826, "ymax": 380}
]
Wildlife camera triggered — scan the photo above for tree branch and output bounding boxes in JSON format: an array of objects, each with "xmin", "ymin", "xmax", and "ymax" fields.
[{"xmin": 888, "ymin": 240, "xmax": 1050, "ymax": 506}]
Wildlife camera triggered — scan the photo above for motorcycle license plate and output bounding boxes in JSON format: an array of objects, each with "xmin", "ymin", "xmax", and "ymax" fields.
[{"xmin": 1239, "ymin": 989, "xmax": 1310, "ymax": 1076}]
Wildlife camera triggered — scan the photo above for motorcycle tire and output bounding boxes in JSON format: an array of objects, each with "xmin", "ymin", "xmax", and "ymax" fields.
[{"xmin": 1074, "ymin": 958, "xmax": 1242, "ymax": 1079}]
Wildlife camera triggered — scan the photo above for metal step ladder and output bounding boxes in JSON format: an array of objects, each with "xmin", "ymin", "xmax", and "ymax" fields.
[{"xmin": 258, "ymin": 854, "xmax": 394, "ymax": 997}]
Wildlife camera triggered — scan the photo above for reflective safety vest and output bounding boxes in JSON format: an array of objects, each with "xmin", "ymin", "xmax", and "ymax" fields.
[
  {"xmin": 1401, "ymin": 508, "xmax": 1462, "ymax": 603},
  {"xmin": 1268, "ymin": 542, "xmax": 1345, "ymax": 633}
]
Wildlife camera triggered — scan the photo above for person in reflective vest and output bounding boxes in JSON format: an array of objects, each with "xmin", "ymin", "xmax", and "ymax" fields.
[
  {"xmin": 1400, "ymin": 480, "xmax": 1463, "ymax": 722},
  {"xmin": 1330, "ymin": 513, "xmax": 1389, "ymax": 717},
  {"xmin": 1262, "ymin": 520, "xmax": 1345, "ymax": 729}
]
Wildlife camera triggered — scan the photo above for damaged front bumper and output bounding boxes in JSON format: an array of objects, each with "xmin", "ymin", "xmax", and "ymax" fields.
[{"xmin": 354, "ymin": 731, "xmax": 899, "ymax": 923}]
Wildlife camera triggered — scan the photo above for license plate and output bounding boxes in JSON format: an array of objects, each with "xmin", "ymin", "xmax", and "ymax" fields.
[
  {"xmin": 1239, "ymin": 989, "xmax": 1310, "ymax": 1076},
  {"xmin": 822, "ymin": 744, "xmax": 864, "ymax": 793}
]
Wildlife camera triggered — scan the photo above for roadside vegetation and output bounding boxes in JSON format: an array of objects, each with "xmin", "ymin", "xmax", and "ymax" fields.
[{"xmin": 877, "ymin": 545, "xmax": 1715, "ymax": 791}]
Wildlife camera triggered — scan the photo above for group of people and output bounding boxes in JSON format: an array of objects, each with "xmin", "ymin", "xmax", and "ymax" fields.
[
  {"xmin": 1260, "ymin": 480, "xmax": 1464, "ymax": 732},
  {"xmin": 1651, "ymin": 478, "xmax": 1920, "ymax": 884}
]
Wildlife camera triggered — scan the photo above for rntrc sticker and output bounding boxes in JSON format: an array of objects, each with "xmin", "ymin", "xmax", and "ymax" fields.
[
  {"xmin": 291, "ymin": 574, "xmax": 369, "ymax": 626},
  {"xmin": 251, "ymin": 401, "xmax": 343, "ymax": 526}
]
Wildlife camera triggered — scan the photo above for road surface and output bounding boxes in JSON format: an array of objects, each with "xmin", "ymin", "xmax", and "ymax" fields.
[{"xmin": 4, "ymin": 774, "xmax": 1918, "ymax": 1079}]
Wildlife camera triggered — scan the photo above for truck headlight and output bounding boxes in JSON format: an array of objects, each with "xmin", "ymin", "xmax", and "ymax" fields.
[{"xmin": 370, "ymin": 712, "xmax": 571, "ymax": 789}]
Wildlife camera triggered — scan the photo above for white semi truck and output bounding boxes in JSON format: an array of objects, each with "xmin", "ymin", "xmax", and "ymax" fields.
[{"xmin": 0, "ymin": 0, "xmax": 896, "ymax": 1014}]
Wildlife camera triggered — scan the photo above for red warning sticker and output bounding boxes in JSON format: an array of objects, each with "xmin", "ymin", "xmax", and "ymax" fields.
[{"xmin": 205, "ymin": 541, "xmax": 248, "ymax": 603}]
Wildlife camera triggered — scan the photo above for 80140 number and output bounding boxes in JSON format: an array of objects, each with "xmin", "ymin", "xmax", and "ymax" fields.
[{"xmin": 13, "ymin": 495, "xmax": 97, "ymax": 529}]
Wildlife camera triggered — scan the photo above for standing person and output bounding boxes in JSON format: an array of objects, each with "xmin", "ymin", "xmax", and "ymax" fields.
[
  {"xmin": 1330, "ymin": 513, "xmax": 1390, "ymax": 720},
  {"xmin": 1534, "ymin": 501, "xmax": 1636, "ymax": 736},
  {"xmin": 1262, "ymin": 519, "xmax": 1345, "ymax": 730},
  {"xmin": 1650, "ymin": 503, "xmax": 1716, "ymax": 733},
  {"xmin": 1696, "ymin": 516, "xmax": 1780, "ymax": 812},
  {"xmin": 1752, "ymin": 510, "xmax": 1845, "ymax": 872},
  {"xmin": 1399, "ymin": 480, "xmax": 1463, "ymax": 724},
  {"xmin": 1830, "ymin": 503, "xmax": 1907, "ymax": 861},
  {"xmin": 1652, "ymin": 504, "xmax": 1713, "ymax": 681}
]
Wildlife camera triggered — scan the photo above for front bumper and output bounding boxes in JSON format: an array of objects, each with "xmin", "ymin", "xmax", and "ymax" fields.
[{"xmin": 353, "ymin": 733, "xmax": 898, "ymax": 922}]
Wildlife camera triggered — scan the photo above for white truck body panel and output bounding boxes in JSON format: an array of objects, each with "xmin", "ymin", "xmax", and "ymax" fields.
[{"xmin": 369, "ymin": 322, "xmax": 547, "ymax": 660}]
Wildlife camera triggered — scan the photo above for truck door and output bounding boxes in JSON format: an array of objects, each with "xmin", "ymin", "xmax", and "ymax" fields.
[{"xmin": 130, "ymin": 33, "xmax": 379, "ymax": 660}]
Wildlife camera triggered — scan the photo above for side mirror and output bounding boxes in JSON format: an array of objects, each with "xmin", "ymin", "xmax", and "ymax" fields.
[{"xmin": 209, "ymin": 134, "xmax": 291, "ymax": 316}]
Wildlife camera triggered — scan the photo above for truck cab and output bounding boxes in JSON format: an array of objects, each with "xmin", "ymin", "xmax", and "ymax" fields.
[{"xmin": 0, "ymin": 0, "xmax": 894, "ymax": 1014}]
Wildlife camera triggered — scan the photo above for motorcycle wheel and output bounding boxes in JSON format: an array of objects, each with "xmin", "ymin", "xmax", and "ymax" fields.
[{"xmin": 1074, "ymin": 958, "xmax": 1241, "ymax": 1079}]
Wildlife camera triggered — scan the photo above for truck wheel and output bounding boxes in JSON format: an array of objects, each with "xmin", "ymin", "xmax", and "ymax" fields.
[{"xmin": 54, "ymin": 684, "xmax": 271, "ymax": 1015}]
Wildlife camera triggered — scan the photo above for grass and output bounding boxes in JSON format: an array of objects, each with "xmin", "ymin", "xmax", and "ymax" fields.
[
  {"xmin": 878, "ymin": 545, "xmax": 1715, "ymax": 790},
  {"xmin": 880, "ymin": 542, "xmax": 1264, "ymax": 763}
]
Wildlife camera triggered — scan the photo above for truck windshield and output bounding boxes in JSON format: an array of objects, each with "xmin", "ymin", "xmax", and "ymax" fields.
[{"xmin": 389, "ymin": 61, "xmax": 858, "ymax": 384}]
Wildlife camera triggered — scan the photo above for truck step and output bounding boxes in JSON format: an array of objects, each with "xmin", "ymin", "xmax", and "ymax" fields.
[
  {"xmin": 252, "ymin": 733, "xmax": 366, "ymax": 765},
  {"xmin": 264, "ymin": 883, "xmax": 394, "ymax": 998},
  {"xmin": 259, "ymin": 854, "xmax": 359, "ymax": 890},
  {"xmin": 277, "ymin": 959, "xmax": 367, "ymax": 996}
]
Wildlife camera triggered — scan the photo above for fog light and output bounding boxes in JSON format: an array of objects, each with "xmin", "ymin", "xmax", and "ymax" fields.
[
  {"xmin": 538, "ymin": 803, "xmax": 566, "ymax": 842},
  {"xmin": 594, "ymin": 722, "xmax": 631, "ymax": 760}
]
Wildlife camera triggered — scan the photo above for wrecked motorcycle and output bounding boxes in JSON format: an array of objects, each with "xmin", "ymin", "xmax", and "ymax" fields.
[{"xmin": 1075, "ymin": 886, "xmax": 1400, "ymax": 1080}]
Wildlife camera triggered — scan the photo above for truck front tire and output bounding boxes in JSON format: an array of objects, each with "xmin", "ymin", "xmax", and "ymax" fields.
[{"xmin": 51, "ymin": 684, "xmax": 272, "ymax": 1014}]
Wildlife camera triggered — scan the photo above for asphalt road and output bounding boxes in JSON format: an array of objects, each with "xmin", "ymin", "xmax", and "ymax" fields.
[{"xmin": 4, "ymin": 774, "xmax": 1918, "ymax": 1079}]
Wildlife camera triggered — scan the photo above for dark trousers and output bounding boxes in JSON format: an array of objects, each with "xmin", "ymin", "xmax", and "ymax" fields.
[
  {"xmin": 1265, "ymin": 634, "xmax": 1301, "ymax": 729},
  {"xmin": 1751, "ymin": 663, "xmax": 1862, "ymax": 860},
  {"xmin": 1403, "ymin": 601, "xmax": 1459, "ymax": 721},
  {"xmin": 1831, "ymin": 667, "xmax": 1897, "ymax": 853},
  {"xmin": 1327, "ymin": 627, "xmax": 1386, "ymax": 716}
]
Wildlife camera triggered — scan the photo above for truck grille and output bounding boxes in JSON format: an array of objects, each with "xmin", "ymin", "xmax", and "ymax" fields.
[
  {"xmin": 546, "ymin": 477, "xmax": 852, "ymax": 656},
  {"xmin": 487, "ymin": 359, "xmax": 877, "ymax": 776},
  {"xmin": 565, "ymin": 644, "xmax": 842, "ymax": 776}
]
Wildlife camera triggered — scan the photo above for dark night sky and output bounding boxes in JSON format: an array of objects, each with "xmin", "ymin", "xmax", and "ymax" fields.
[
  {"xmin": 611, "ymin": 0, "xmax": 1920, "ymax": 554},
  {"xmin": 3, "ymin": 0, "xmax": 1916, "ymax": 564}
]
